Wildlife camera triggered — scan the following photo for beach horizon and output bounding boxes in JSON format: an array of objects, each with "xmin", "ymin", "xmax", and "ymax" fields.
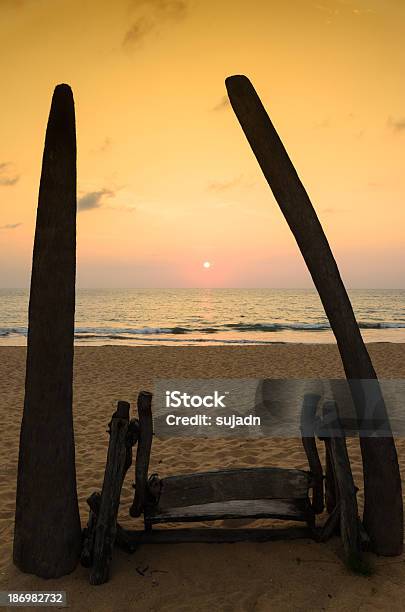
[{"xmin": 2, "ymin": 287, "xmax": 405, "ymax": 346}]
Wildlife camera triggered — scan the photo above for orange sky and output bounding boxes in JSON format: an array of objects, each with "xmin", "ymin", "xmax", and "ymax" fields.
[{"xmin": 0, "ymin": 0, "xmax": 404, "ymax": 288}]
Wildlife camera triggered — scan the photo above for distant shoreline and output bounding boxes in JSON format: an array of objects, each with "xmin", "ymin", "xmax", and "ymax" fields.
[{"xmin": 1, "ymin": 333, "xmax": 405, "ymax": 346}]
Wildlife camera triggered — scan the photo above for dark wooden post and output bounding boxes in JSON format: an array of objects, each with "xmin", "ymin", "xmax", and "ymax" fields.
[
  {"xmin": 90, "ymin": 401, "xmax": 132, "ymax": 585},
  {"xmin": 13, "ymin": 84, "xmax": 81, "ymax": 577},
  {"xmin": 323, "ymin": 401, "xmax": 366, "ymax": 571},
  {"xmin": 324, "ymin": 442, "xmax": 337, "ymax": 514},
  {"xmin": 81, "ymin": 407, "xmax": 139, "ymax": 573},
  {"xmin": 81, "ymin": 493, "xmax": 100, "ymax": 569},
  {"xmin": 225, "ymin": 74, "xmax": 403, "ymax": 556},
  {"xmin": 130, "ymin": 391, "xmax": 153, "ymax": 518},
  {"xmin": 300, "ymin": 394, "xmax": 324, "ymax": 514}
]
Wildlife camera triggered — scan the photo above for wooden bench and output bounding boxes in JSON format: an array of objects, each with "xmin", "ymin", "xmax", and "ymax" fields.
[
  {"xmin": 82, "ymin": 391, "xmax": 367, "ymax": 584},
  {"xmin": 128, "ymin": 392, "xmax": 318, "ymax": 533},
  {"xmin": 144, "ymin": 467, "xmax": 314, "ymax": 529}
]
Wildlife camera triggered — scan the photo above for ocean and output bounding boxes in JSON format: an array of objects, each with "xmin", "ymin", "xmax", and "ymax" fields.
[{"xmin": 0, "ymin": 288, "xmax": 404, "ymax": 346}]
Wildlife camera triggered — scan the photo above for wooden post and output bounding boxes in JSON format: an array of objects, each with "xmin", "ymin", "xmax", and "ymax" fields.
[
  {"xmin": 316, "ymin": 400, "xmax": 338, "ymax": 515},
  {"xmin": 90, "ymin": 401, "xmax": 132, "ymax": 585},
  {"xmin": 83, "ymin": 492, "xmax": 138, "ymax": 557},
  {"xmin": 130, "ymin": 391, "xmax": 153, "ymax": 518},
  {"xmin": 323, "ymin": 401, "xmax": 365, "ymax": 571},
  {"xmin": 225, "ymin": 74, "xmax": 403, "ymax": 556},
  {"xmin": 324, "ymin": 442, "xmax": 337, "ymax": 514},
  {"xmin": 300, "ymin": 394, "xmax": 324, "ymax": 514},
  {"xmin": 13, "ymin": 84, "xmax": 81, "ymax": 578},
  {"xmin": 321, "ymin": 402, "xmax": 340, "ymax": 520},
  {"xmin": 81, "ymin": 492, "xmax": 100, "ymax": 568}
]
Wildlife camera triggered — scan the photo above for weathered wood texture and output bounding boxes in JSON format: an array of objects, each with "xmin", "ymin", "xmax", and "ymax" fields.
[
  {"xmin": 316, "ymin": 404, "xmax": 338, "ymax": 515},
  {"xmin": 130, "ymin": 391, "xmax": 153, "ymax": 517},
  {"xmin": 81, "ymin": 411, "xmax": 139, "ymax": 569},
  {"xmin": 300, "ymin": 394, "xmax": 324, "ymax": 514},
  {"xmin": 324, "ymin": 401, "xmax": 363, "ymax": 565},
  {"xmin": 90, "ymin": 402, "xmax": 131, "ymax": 585},
  {"xmin": 147, "ymin": 498, "xmax": 311, "ymax": 524},
  {"xmin": 117, "ymin": 526, "xmax": 313, "ymax": 545},
  {"xmin": 13, "ymin": 84, "xmax": 81, "ymax": 578},
  {"xmin": 317, "ymin": 503, "xmax": 341, "ymax": 543},
  {"xmin": 324, "ymin": 443, "xmax": 337, "ymax": 514},
  {"xmin": 225, "ymin": 74, "xmax": 403, "ymax": 556},
  {"xmin": 82, "ymin": 491, "xmax": 138, "ymax": 562},
  {"xmin": 154, "ymin": 467, "xmax": 310, "ymax": 511},
  {"xmin": 81, "ymin": 493, "xmax": 100, "ymax": 568},
  {"xmin": 84, "ymin": 494, "xmax": 312, "ymax": 550}
]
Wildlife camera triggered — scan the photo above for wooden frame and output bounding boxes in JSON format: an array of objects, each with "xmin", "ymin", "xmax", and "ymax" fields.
[{"xmin": 82, "ymin": 390, "xmax": 370, "ymax": 584}]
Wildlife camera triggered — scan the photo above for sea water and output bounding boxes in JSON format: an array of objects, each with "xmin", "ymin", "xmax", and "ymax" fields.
[{"xmin": 0, "ymin": 288, "xmax": 404, "ymax": 345}]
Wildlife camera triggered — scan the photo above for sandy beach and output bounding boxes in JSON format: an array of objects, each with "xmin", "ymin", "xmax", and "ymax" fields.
[{"xmin": 2, "ymin": 343, "xmax": 405, "ymax": 611}]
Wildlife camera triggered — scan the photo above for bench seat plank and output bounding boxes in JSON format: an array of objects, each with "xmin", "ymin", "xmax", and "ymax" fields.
[
  {"xmin": 147, "ymin": 497, "xmax": 310, "ymax": 524},
  {"xmin": 153, "ymin": 467, "xmax": 311, "ymax": 511}
]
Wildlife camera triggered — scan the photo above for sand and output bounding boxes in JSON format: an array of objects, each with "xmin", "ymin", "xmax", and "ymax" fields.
[{"xmin": 1, "ymin": 344, "xmax": 405, "ymax": 611}]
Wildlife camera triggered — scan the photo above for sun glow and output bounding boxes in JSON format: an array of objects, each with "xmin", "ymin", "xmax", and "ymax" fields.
[{"xmin": 203, "ymin": 261, "xmax": 211, "ymax": 269}]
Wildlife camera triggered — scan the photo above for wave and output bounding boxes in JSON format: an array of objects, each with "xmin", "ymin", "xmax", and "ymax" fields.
[
  {"xmin": 1, "ymin": 320, "xmax": 405, "ymax": 340},
  {"xmin": 74, "ymin": 321, "xmax": 405, "ymax": 335},
  {"xmin": 223, "ymin": 322, "xmax": 331, "ymax": 331},
  {"xmin": 0, "ymin": 327, "xmax": 27, "ymax": 337},
  {"xmin": 75, "ymin": 334, "xmax": 281, "ymax": 345},
  {"xmin": 358, "ymin": 322, "xmax": 405, "ymax": 329},
  {"xmin": 227, "ymin": 321, "xmax": 405, "ymax": 331}
]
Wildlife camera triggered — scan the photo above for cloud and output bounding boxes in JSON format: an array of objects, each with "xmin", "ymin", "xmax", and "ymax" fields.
[
  {"xmin": 207, "ymin": 176, "xmax": 242, "ymax": 193},
  {"xmin": 91, "ymin": 137, "xmax": 113, "ymax": 154},
  {"xmin": 98, "ymin": 137, "xmax": 113, "ymax": 153},
  {"xmin": 212, "ymin": 96, "xmax": 230, "ymax": 112},
  {"xmin": 78, "ymin": 189, "xmax": 114, "ymax": 212},
  {"xmin": 321, "ymin": 207, "xmax": 348, "ymax": 214},
  {"xmin": 129, "ymin": 0, "xmax": 187, "ymax": 20},
  {"xmin": 387, "ymin": 116, "xmax": 405, "ymax": 133},
  {"xmin": 0, "ymin": 222, "xmax": 22, "ymax": 230},
  {"xmin": 314, "ymin": 117, "xmax": 331, "ymax": 130},
  {"xmin": 0, "ymin": 0, "xmax": 30, "ymax": 8},
  {"xmin": 123, "ymin": 16, "xmax": 154, "ymax": 47},
  {"xmin": 313, "ymin": 1, "xmax": 375, "ymax": 16},
  {"xmin": 123, "ymin": 0, "xmax": 187, "ymax": 50},
  {"xmin": 313, "ymin": 3, "xmax": 339, "ymax": 15},
  {"xmin": 107, "ymin": 203, "xmax": 137, "ymax": 213},
  {"xmin": 0, "ymin": 162, "xmax": 20, "ymax": 186},
  {"xmin": 351, "ymin": 5, "xmax": 375, "ymax": 16}
]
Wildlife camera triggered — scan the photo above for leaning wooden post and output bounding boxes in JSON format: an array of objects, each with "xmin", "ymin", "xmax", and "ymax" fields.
[
  {"xmin": 300, "ymin": 394, "xmax": 324, "ymax": 514},
  {"xmin": 323, "ymin": 401, "xmax": 366, "ymax": 571},
  {"xmin": 225, "ymin": 75, "xmax": 403, "ymax": 556},
  {"xmin": 90, "ymin": 401, "xmax": 131, "ymax": 585},
  {"xmin": 130, "ymin": 391, "xmax": 153, "ymax": 518},
  {"xmin": 13, "ymin": 84, "xmax": 81, "ymax": 577}
]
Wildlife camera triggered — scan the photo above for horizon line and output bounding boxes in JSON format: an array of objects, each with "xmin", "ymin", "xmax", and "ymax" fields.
[{"xmin": 1, "ymin": 287, "xmax": 405, "ymax": 292}]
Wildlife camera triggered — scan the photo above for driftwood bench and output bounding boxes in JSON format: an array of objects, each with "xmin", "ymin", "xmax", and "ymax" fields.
[
  {"xmin": 82, "ymin": 391, "xmax": 368, "ymax": 584},
  {"xmin": 143, "ymin": 467, "xmax": 314, "ymax": 528}
]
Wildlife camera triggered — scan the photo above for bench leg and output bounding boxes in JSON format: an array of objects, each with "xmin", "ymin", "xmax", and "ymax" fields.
[
  {"xmin": 144, "ymin": 518, "xmax": 153, "ymax": 532},
  {"xmin": 305, "ymin": 506, "xmax": 316, "ymax": 536}
]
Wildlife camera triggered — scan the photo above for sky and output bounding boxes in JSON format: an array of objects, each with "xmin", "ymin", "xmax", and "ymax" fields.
[{"xmin": 0, "ymin": 0, "xmax": 404, "ymax": 288}]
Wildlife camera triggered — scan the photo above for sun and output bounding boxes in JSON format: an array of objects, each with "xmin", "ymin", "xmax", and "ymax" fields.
[{"xmin": 203, "ymin": 261, "xmax": 211, "ymax": 269}]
